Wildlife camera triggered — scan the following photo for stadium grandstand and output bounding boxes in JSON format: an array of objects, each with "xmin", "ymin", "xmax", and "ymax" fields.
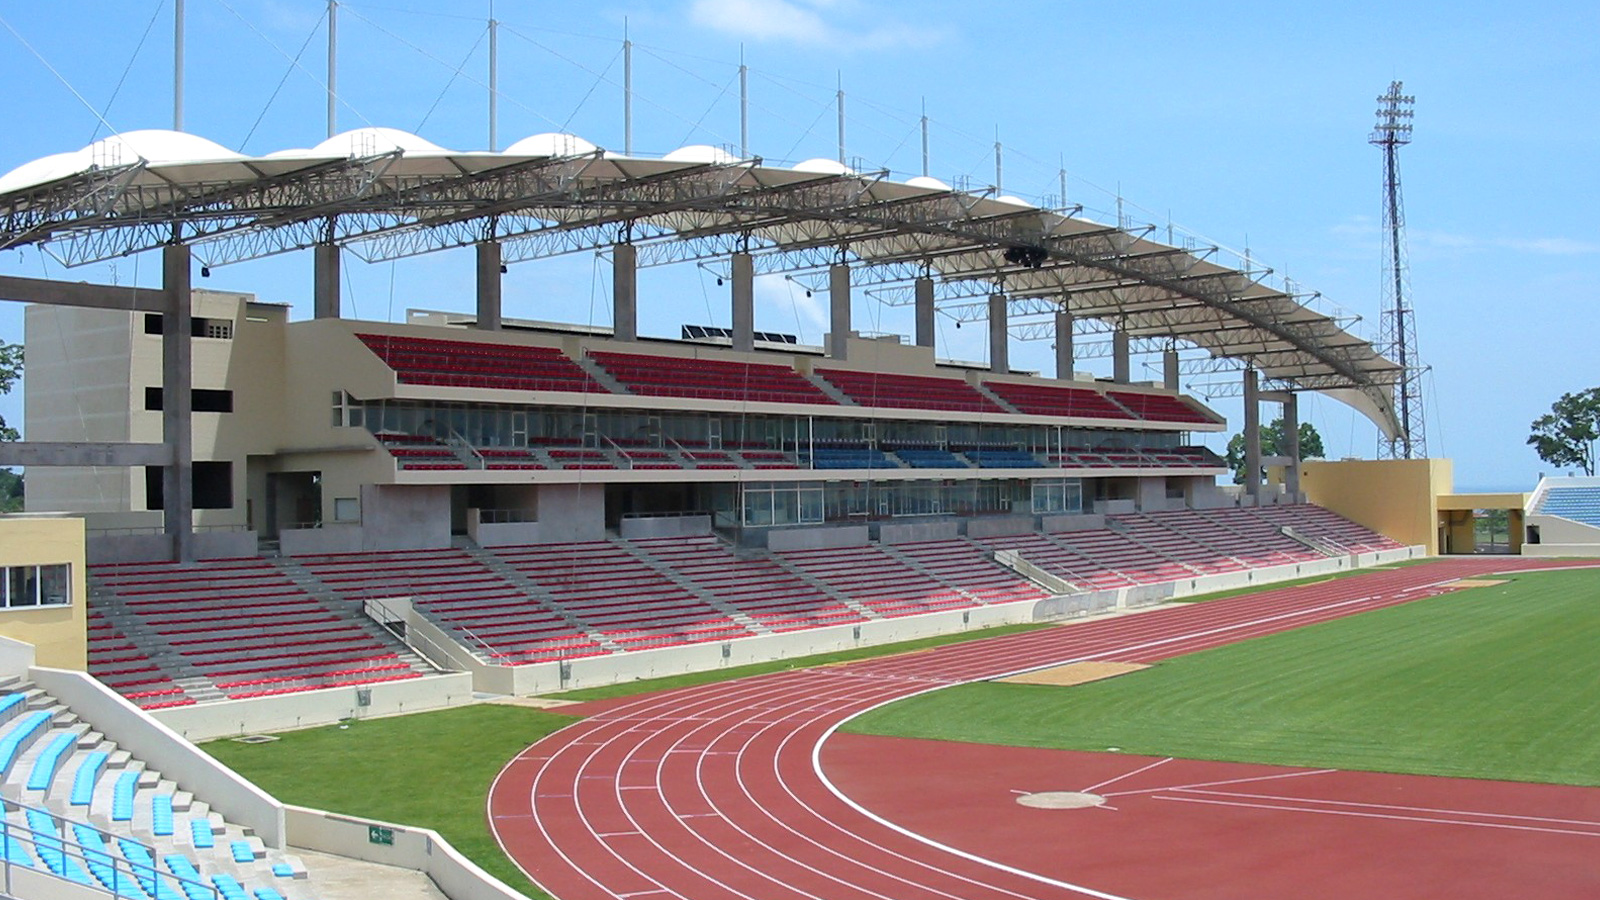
[{"xmin": 9, "ymin": 8, "xmax": 1582, "ymax": 900}]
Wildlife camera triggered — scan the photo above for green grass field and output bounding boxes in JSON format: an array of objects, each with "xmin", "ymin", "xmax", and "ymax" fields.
[
  {"xmin": 203, "ymin": 704, "xmax": 571, "ymax": 898},
  {"xmin": 846, "ymin": 569, "xmax": 1600, "ymax": 786}
]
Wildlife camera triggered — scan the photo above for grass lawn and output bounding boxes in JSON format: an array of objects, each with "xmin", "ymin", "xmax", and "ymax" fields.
[
  {"xmin": 846, "ymin": 569, "xmax": 1600, "ymax": 786},
  {"xmin": 203, "ymin": 704, "xmax": 573, "ymax": 898}
]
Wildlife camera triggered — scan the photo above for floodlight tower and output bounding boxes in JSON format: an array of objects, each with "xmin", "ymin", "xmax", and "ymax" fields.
[{"xmin": 1371, "ymin": 81, "xmax": 1426, "ymax": 459}]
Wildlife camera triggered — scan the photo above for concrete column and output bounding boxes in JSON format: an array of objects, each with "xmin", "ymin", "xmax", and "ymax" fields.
[
  {"xmin": 731, "ymin": 251, "xmax": 754, "ymax": 352},
  {"xmin": 612, "ymin": 243, "xmax": 637, "ymax": 342},
  {"xmin": 828, "ymin": 263, "xmax": 851, "ymax": 359},
  {"xmin": 1243, "ymin": 368, "xmax": 1261, "ymax": 501},
  {"xmin": 1054, "ymin": 309, "xmax": 1074, "ymax": 380},
  {"xmin": 913, "ymin": 276, "xmax": 935, "ymax": 349},
  {"xmin": 1112, "ymin": 329, "xmax": 1131, "ymax": 383},
  {"xmin": 475, "ymin": 240, "xmax": 502, "ymax": 331},
  {"xmin": 1282, "ymin": 391, "xmax": 1301, "ymax": 498},
  {"xmin": 1163, "ymin": 348, "xmax": 1180, "ymax": 391},
  {"xmin": 313, "ymin": 242, "xmax": 340, "ymax": 319},
  {"xmin": 162, "ymin": 243, "xmax": 194, "ymax": 562},
  {"xmin": 988, "ymin": 292, "xmax": 1009, "ymax": 374}
]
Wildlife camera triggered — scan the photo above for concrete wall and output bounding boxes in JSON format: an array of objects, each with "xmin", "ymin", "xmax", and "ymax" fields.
[
  {"xmin": 964, "ymin": 515, "xmax": 1036, "ymax": 539},
  {"xmin": 0, "ymin": 515, "xmax": 88, "ymax": 669},
  {"xmin": 1302, "ymin": 457, "xmax": 1453, "ymax": 554},
  {"xmin": 1041, "ymin": 513, "xmax": 1106, "ymax": 532},
  {"xmin": 284, "ymin": 806, "xmax": 530, "ymax": 900},
  {"xmin": 619, "ymin": 514, "xmax": 712, "ymax": 540},
  {"xmin": 877, "ymin": 519, "xmax": 961, "ymax": 544},
  {"xmin": 88, "ymin": 529, "xmax": 259, "ymax": 564},
  {"xmin": 765, "ymin": 525, "xmax": 871, "ymax": 552},
  {"xmin": 150, "ymin": 673, "xmax": 475, "ymax": 742},
  {"xmin": 29, "ymin": 665, "xmax": 286, "ymax": 848}
]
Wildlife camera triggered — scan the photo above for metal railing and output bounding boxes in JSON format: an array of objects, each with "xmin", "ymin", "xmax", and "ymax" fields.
[
  {"xmin": 361, "ymin": 591, "xmax": 491, "ymax": 671},
  {"xmin": 0, "ymin": 802, "xmax": 219, "ymax": 900}
]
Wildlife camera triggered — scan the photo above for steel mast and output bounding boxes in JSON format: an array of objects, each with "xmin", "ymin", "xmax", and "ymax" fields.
[{"xmin": 1371, "ymin": 81, "xmax": 1425, "ymax": 459}]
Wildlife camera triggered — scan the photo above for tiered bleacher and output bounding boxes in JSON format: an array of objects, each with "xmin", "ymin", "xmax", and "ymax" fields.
[
  {"xmin": 1254, "ymin": 504, "xmax": 1406, "ymax": 553},
  {"xmin": 357, "ymin": 332, "xmax": 600, "ymax": 393},
  {"xmin": 886, "ymin": 540, "xmax": 1050, "ymax": 605},
  {"xmin": 492, "ymin": 542, "xmax": 753, "ymax": 649},
  {"xmin": 772, "ymin": 545, "xmax": 974, "ymax": 618},
  {"xmin": 590, "ymin": 350, "xmax": 834, "ymax": 405},
  {"xmin": 814, "ymin": 369, "xmax": 1004, "ymax": 414},
  {"xmin": 962, "ymin": 447, "xmax": 1044, "ymax": 468},
  {"xmin": 0, "ymin": 677, "xmax": 316, "ymax": 899},
  {"xmin": 628, "ymin": 536, "xmax": 866, "ymax": 631},
  {"xmin": 983, "ymin": 381, "xmax": 1135, "ymax": 420},
  {"xmin": 1537, "ymin": 485, "xmax": 1600, "ymax": 528},
  {"xmin": 373, "ymin": 432, "xmax": 465, "ymax": 470},
  {"xmin": 89, "ymin": 559, "xmax": 428, "ymax": 701},
  {"xmin": 1105, "ymin": 390, "xmax": 1215, "ymax": 424},
  {"xmin": 295, "ymin": 548, "xmax": 605, "ymax": 665},
  {"xmin": 85, "ymin": 612, "xmax": 194, "ymax": 711}
]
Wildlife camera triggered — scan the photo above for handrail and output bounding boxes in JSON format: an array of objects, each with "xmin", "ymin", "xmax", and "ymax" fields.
[
  {"xmin": 601, "ymin": 434, "xmax": 632, "ymax": 469},
  {"xmin": 991, "ymin": 549, "xmax": 1080, "ymax": 595},
  {"xmin": 0, "ymin": 803, "xmax": 219, "ymax": 900},
  {"xmin": 445, "ymin": 429, "xmax": 485, "ymax": 469},
  {"xmin": 358, "ymin": 592, "xmax": 464, "ymax": 674}
]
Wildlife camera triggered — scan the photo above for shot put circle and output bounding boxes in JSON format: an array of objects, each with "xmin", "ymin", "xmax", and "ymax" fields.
[{"xmin": 1015, "ymin": 791, "xmax": 1107, "ymax": 809}]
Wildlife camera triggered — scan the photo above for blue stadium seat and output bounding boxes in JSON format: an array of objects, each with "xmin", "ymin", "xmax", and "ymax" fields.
[
  {"xmin": 26, "ymin": 730, "xmax": 80, "ymax": 791},
  {"xmin": 70, "ymin": 751, "xmax": 109, "ymax": 806},
  {"xmin": 152, "ymin": 794, "xmax": 175, "ymax": 836},
  {"xmin": 0, "ymin": 711, "xmax": 53, "ymax": 778},
  {"xmin": 189, "ymin": 818, "xmax": 215, "ymax": 849},
  {"xmin": 111, "ymin": 770, "xmax": 139, "ymax": 821}
]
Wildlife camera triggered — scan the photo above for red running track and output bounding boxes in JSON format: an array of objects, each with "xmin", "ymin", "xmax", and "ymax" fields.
[{"xmin": 489, "ymin": 557, "xmax": 1599, "ymax": 900}]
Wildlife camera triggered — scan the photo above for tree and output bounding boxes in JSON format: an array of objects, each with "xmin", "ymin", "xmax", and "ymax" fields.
[
  {"xmin": 1225, "ymin": 417, "xmax": 1325, "ymax": 484},
  {"xmin": 1527, "ymin": 387, "xmax": 1600, "ymax": 476},
  {"xmin": 0, "ymin": 342, "xmax": 18, "ymax": 443},
  {"xmin": 0, "ymin": 342, "xmax": 19, "ymax": 511}
]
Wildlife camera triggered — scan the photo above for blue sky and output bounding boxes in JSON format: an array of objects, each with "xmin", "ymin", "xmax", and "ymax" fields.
[{"xmin": 2, "ymin": 0, "xmax": 1597, "ymax": 491}]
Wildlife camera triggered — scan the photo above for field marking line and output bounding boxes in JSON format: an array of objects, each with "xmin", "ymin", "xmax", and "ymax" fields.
[
  {"xmin": 1102, "ymin": 767, "xmax": 1336, "ymax": 798},
  {"xmin": 1153, "ymin": 794, "xmax": 1600, "ymax": 837},
  {"xmin": 1180, "ymin": 788, "xmax": 1600, "ymax": 829},
  {"xmin": 1081, "ymin": 757, "xmax": 1173, "ymax": 794}
]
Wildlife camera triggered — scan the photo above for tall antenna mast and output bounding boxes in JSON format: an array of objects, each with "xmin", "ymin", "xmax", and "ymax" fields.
[
  {"xmin": 1371, "ymin": 80, "xmax": 1426, "ymax": 459},
  {"xmin": 326, "ymin": 0, "xmax": 338, "ymax": 139},
  {"xmin": 173, "ymin": 0, "xmax": 185, "ymax": 130}
]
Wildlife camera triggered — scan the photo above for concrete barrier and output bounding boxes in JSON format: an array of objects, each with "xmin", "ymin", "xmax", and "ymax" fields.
[
  {"xmin": 150, "ymin": 673, "xmax": 476, "ymax": 743},
  {"xmin": 284, "ymin": 806, "xmax": 531, "ymax": 900}
]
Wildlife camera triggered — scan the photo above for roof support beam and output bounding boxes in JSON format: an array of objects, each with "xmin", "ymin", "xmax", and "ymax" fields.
[
  {"xmin": 0, "ymin": 442, "xmax": 173, "ymax": 467},
  {"xmin": 0, "ymin": 274, "xmax": 166, "ymax": 312}
]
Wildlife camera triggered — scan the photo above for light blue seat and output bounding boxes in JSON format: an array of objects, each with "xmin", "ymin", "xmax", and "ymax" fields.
[
  {"xmin": 230, "ymin": 840, "xmax": 254, "ymax": 863},
  {"xmin": 164, "ymin": 853, "xmax": 214, "ymax": 900},
  {"xmin": 24, "ymin": 808, "xmax": 93, "ymax": 886},
  {"xmin": 112, "ymin": 770, "xmax": 139, "ymax": 821},
  {"xmin": 72, "ymin": 823, "xmax": 141, "ymax": 898},
  {"xmin": 70, "ymin": 751, "xmax": 109, "ymax": 806},
  {"xmin": 25, "ymin": 730, "xmax": 78, "ymax": 791},
  {"xmin": 152, "ymin": 794, "xmax": 174, "ymax": 836},
  {"xmin": 189, "ymin": 818, "xmax": 215, "ymax": 849},
  {"xmin": 212, "ymin": 874, "xmax": 250, "ymax": 900},
  {"xmin": 0, "ymin": 711, "xmax": 53, "ymax": 778}
]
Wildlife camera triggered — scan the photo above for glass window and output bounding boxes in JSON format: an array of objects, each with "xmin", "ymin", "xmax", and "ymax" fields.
[
  {"xmin": 38, "ymin": 565, "xmax": 69, "ymax": 606},
  {"xmin": 6, "ymin": 567, "xmax": 35, "ymax": 606}
]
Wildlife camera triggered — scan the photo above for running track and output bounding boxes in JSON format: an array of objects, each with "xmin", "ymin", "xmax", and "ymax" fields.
[{"xmin": 489, "ymin": 557, "xmax": 1599, "ymax": 900}]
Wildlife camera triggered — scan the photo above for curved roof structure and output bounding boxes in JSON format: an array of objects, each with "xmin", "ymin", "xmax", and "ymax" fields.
[{"xmin": 0, "ymin": 127, "xmax": 1403, "ymax": 436}]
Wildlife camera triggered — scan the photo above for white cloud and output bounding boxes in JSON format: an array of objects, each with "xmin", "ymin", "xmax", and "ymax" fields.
[
  {"xmin": 755, "ymin": 273, "xmax": 826, "ymax": 340},
  {"xmin": 1331, "ymin": 217, "xmax": 1599, "ymax": 257},
  {"xmin": 688, "ymin": 0, "xmax": 948, "ymax": 50}
]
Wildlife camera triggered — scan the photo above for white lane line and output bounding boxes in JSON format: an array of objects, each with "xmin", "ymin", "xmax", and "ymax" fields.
[
  {"xmin": 1102, "ymin": 767, "xmax": 1337, "ymax": 798},
  {"xmin": 1153, "ymin": 795, "xmax": 1600, "ymax": 838},
  {"xmin": 1180, "ymin": 788, "xmax": 1600, "ymax": 829},
  {"xmin": 1080, "ymin": 757, "xmax": 1173, "ymax": 794}
]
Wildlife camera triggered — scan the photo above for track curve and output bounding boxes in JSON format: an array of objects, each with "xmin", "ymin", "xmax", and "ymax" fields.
[{"xmin": 489, "ymin": 558, "xmax": 1596, "ymax": 900}]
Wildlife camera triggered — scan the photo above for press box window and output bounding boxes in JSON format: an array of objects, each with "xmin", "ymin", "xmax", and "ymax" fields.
[
  {"xmin": 144, "ymin": 387, "xmax": 234, "ymax": 412},
  {"xmin": 2, "ymin": 564, "xmax": 71, "ymax": 609}
]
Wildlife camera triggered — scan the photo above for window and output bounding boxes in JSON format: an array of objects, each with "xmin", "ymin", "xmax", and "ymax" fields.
[
  {"xmin": 1032, "ymin": 479, "xmax": 1084, "ymax": 515},
  {"xmin": 145, "ymin": 461, "xmax": 234, "ymax": 510},
  {"xmin": 142, "ymin": 314, "xmax": 234, "ymax": 339},
  {"xmin": 144, "ymin": 387, "xmax": 233, "ymax": 412},
  {"xmin": 1, "ymin": 564, "xmax": 70, "ymax": 609}
]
